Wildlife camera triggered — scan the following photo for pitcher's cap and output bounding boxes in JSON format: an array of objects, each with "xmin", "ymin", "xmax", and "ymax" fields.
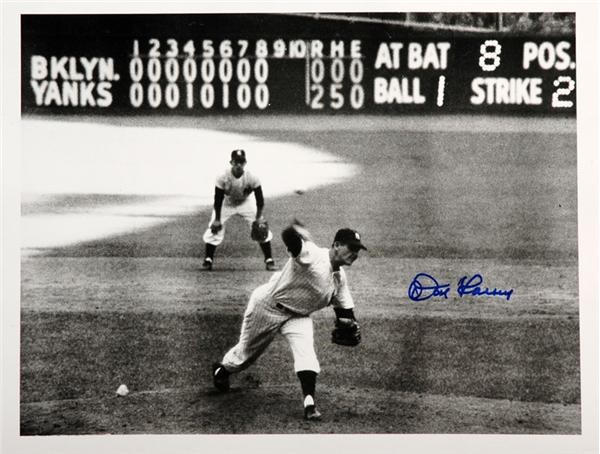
[
  {"xmin": 231, "ymin": 149, "xmax": 246, "ymax": 163},
  {"xmin": 334, "ymin": 228, "xmax": 367, "ymax": 251}
]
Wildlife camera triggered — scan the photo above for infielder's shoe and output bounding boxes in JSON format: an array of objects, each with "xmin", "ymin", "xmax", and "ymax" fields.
[
  {"xmin": 265, "ymin": 258, "xmax": 276, "ymax": 271},
  {"xmin": 304, "ymin": 405, "xmax": 322, "ymax": 421},
  {"xmin": 212, "ymin": 363, "xmax": 230, "ymax": 392},
  {"xmin": 202, "ymin": 258, "xmax": 213, "ymax": 271}
]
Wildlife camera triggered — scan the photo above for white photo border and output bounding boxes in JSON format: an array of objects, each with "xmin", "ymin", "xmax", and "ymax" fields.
[{"xmin": 2, "ymin": 1, "xmax": 598, "ymax": 453}]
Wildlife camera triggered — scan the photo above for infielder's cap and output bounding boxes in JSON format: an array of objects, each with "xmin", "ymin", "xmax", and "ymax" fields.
[
  {"xmin": 231, "ymin": 149, "xmax": 247, "ymax": 163},
  {"xmin": 334, "ymin": 228, "xmax": 367, "ymax": 251}
]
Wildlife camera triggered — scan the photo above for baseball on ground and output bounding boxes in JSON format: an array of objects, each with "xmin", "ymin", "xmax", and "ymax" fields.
[{"xmin": 116, "ymin": 384, "xmax": 129, "ymax": 396}]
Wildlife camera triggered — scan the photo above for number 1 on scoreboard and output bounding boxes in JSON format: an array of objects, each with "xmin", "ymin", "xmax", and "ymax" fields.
[{"xmin": 437, "ymin": 75, "xmax": 446, "ymax": 107}]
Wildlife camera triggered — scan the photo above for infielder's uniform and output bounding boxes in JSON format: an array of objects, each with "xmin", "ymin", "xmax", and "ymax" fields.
[
  {"xmin": 202, "ymin": 169, "xmax": 273, "ymax": 246},
  {"xmin": 202, "ymin": 149, "xmax": 275, "ymax": 270},
  {"xmin": 213, "ymin": 224, "xmax": 366, "ymax": 420}
]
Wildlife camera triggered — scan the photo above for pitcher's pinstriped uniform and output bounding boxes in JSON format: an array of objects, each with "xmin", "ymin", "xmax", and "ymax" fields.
[
  {"xmin": 213, "ymin": 224, "xmax": 366, "ymax": 420},
  {"xmin": 222, "ymin": 240, "xmax": 353, "ymax": 373}
]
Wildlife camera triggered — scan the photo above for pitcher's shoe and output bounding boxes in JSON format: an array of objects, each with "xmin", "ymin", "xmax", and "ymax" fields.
[
  {"xmin": 212, "ymin": 363, "xmax": 230, "ymax": 392},
  {"xmin": 202, "ymin": 258, "xmax": 213, "ymax": 271},
  {"xmin": 265, "ymin": 258, "xmax": 277, "ymax": 271},
  {"xmin": 304, "ymin": 405, "xmax": 322, "ymax": 421}
]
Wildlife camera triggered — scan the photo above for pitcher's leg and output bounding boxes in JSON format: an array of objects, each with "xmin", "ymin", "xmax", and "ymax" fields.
[
  {"xmin": 215, "ymin": 293, "xmax": 287, "ymax": 387},
  {"xmin": 221, "ymin": 308, "xmax": 280, "ymax": 372},
  {"xmin": 281, "ymin": 317, "xmax": 322, "ymax": 420}
]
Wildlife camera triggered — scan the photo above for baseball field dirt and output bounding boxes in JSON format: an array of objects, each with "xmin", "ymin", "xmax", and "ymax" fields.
[{"xmin": 19, "ymin": 115, "xmax": 580, "ymax": 435}]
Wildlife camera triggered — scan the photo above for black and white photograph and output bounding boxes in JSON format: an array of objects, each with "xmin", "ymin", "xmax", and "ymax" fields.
[{"xmin": 1, "ymin": 2, "xmax": 598, "ymax": 454}]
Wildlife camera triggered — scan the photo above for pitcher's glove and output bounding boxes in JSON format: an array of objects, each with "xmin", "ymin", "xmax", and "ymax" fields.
[
  {"xmin": 251, "ymin": 219, "xmax": 269, "ymax": 242},
  {"xmin": 331, "ymin": 318, "xmax": 361, "ymax": 346}
]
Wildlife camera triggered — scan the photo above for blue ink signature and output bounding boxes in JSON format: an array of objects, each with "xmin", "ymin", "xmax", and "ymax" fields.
[
  {"xmin": 408, "ymin": 273, "xmax": 451, "ymax": 301},
  {"xmin": 408, "ymin": 273, "xmax": 514, "ymax": 302},
  {"xmin": 457, "ymin": 274, "xmax": 514, "ymax": 301}
]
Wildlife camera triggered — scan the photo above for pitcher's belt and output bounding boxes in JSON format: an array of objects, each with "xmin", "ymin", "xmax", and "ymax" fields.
[{"xmin": 275, "ymin": 302, "xmax": 302, "ymax": 316}]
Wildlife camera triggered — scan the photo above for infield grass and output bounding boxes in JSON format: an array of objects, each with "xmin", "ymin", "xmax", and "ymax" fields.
[{"xmin": 19, "ymin": 115, "xmax": 579, "ymax": 434}]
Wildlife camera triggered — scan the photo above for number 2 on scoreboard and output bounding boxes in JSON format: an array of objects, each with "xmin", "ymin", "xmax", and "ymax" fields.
[{"xmin": 552, "ymin": 76, "xmax": 575, "ymax": 108}]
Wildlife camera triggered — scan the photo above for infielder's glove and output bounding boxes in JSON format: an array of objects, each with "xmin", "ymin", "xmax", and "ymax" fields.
[
  {"xmin": 251, "ymin": 219, "xmax": 269, "ymax": 242},
  {"xmin": 331, "ymin": 318, "xmax": 362, "ymax": 347},
  {"xmin": 210, "ymin": 220, "xmax": 223, "ymax": 234}
]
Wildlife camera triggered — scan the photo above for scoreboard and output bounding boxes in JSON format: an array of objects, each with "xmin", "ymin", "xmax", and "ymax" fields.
[{"xmin": 21, "ymin": 14, "xmax": 576, "ymax": 115}]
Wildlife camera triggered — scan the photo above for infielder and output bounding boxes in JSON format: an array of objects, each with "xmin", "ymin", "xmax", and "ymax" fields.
[
  {"xmin": 212, "ymin": 222, "xmax": 366, "ymax": 420},
  {"xmin": 202, "ymin": 149, "xmax": 276, "ymax": 271}
]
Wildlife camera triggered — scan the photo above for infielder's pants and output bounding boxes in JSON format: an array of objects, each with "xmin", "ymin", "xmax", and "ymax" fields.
[
  {"xmin": 202, "ymin": 198, "xmax": 273, "ymax": 246},
  {"xmin": 221, "ymin": 286, "xmax": 321, "ymax": 374}
]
